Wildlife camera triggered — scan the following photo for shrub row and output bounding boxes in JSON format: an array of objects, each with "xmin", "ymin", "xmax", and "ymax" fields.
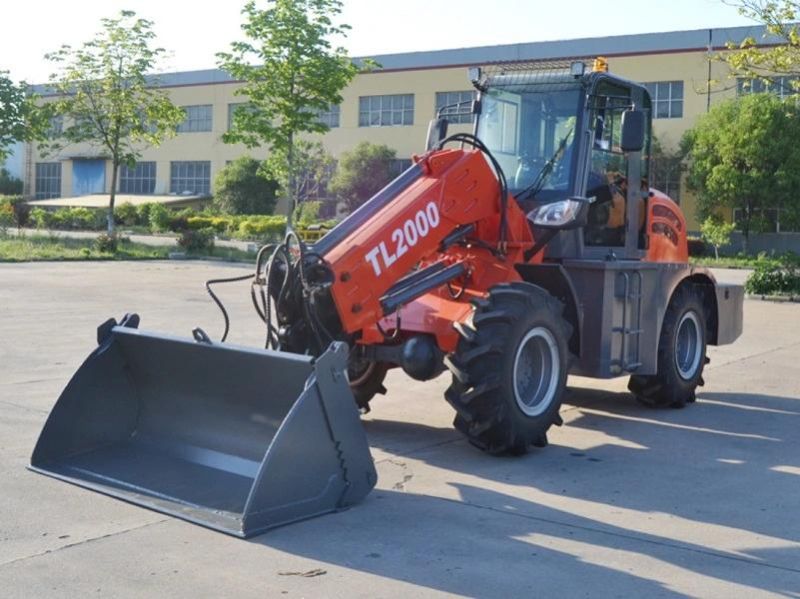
[
  {"xmin": 745, "ymin": 252, "xmax": 800, "ymax": 296},
  {"xmin": 24, "ymin": 201, "xmax": 334, "ymax": 243}
]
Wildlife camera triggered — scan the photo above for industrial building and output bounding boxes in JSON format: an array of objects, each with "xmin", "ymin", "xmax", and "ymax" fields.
[{"xmin": 16, "ymin": 24, "xmax": 787, "ymax": 230}]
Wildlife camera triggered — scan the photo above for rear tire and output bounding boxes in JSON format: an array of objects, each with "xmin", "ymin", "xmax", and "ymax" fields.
[
  {"xmin": 445, "ymin": 282, "xmax": 570, "ymax": 455},
  {"xmin": 348, "ymin": 359, "xmax": 388, "ymax": 412},
  {"xmin": 628, "ymin": 284, "xmax": 708, "ymax": 408}
]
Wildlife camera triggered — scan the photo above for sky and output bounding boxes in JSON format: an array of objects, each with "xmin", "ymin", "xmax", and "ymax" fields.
[{"xmin": 1, "ymin": 0, "xmax": 758, "ymax": 83}]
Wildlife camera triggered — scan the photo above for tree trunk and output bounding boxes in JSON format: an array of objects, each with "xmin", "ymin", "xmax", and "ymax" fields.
[
  {"xmin": 286, "ymin": 133, "xmax": 295, "ymax": 229},
  {"xmin": 714, "ymin": 245, "xmax": 719, "ymax": 260},
  {"xmin": 107, "ymin": 160, "xmax": 119, "ymax": 235}
]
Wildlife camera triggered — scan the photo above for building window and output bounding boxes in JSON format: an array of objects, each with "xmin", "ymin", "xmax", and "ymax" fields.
[
  {"xmin": 435, "ymin": 91, "xmax": 475, "ymax": 124},
  {"xmin": 359, "ymin": 94, "xmax": 414, "ymax": 127},
  {"xmin": 389, "ymin": 158, "xmax": 412, "ymax": 178},
  {"xmin": 35, "ymin": 162, "xmax": 61, "ymax": 199},
  {"xmin": 644, "ymin": 81, "xmax": 683, "ymax": 119},
  {"xmin": 119, "ymin": 162, "xmax": 156, "ymax": 194},
  {"xmin": 317, "ymin": 103, "xmax": 340, "ymax": 128},
  {"xmin": 170, "ymin": 161, "xmax": 211, "ymax": 195},
  {"xmin": 227, "ymin": 102, "xmax": 252, "ymax": 131},
  {"xmin": 737, "ymin": 76, "xmax": 798, "ymax": 99},
  {"xmin": 177, "ymin": 105, "xmax": 213, "ymax": 133},
  {"xmin": 47, "ymin": 115, "xmax": 63, "ymax": 137}
]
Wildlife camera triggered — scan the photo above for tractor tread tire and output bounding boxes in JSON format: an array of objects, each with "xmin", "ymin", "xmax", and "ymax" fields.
[
  {"xmin": 445, "ymin": 282, "xmax": 571, "ymax": 455},
  {"xmin": 628, "ymin": 284, "xmax": 709, "ymax": 409},
  {"xmin": 350, "ymin": 361, "xmax": 389, "ymax": 412}
]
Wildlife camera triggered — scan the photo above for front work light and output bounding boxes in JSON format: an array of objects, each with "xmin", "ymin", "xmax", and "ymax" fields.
[{"xmin": 528, "ymin": 197, "xmax": 593, "ymax": 229}]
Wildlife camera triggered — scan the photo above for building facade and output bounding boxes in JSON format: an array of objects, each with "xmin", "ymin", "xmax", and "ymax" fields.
[{"xmin": 25, "ymin": 24, "xmax": 783, "ymax": 230}]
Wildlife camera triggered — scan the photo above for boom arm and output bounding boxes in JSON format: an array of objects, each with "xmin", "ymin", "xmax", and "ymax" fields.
[{"xmin": 316, "ymin": 148, "xmax": 534, "ymax": 335}]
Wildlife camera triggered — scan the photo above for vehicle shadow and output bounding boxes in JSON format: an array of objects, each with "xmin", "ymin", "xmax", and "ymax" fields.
[{"xmin": 251, "ymin": 386, "xmax": 800, "ymax": 596}]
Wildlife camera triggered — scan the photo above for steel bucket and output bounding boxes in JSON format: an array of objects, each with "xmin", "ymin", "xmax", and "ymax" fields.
[{"xmin": 30, "ymin": 315, "xmax": 377, "ymax": 538}]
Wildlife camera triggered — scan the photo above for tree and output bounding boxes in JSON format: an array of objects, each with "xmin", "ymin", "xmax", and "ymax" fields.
[
  {"xmin": 723, "ymin": 1, "xmax": 800, "ymax": 92},
  {"xmin": 700, "ymin": 216, "xmax": 736, "ymax": 259},
  {"xmin": 213, "ymin": 156, "xmax": 279, "ymax": 215},
  {"xmin": 681, "ymin": 93, "xmax": 800, "ymax": 253},
  {"xmin": 648, "ymin": 136, "xmax": 684, "ymax": 201},
  {"xmin": 217, "ymin": 0, "xmax": 361, "ymax": 222},
  {"xmin": 0, "ymin": 72, "xmax": 45, "ymax": 164},
  {"xmin": 329, "ymin": 142, "xmax": 397, "ymax": 213},
  {"xmin": 43, "ymin": 11, "xmax": 185, "ymax": 234},
  {"xmin": 0, "ymin": 168, "xmax": 23, "ymax": 195},
  {"xmin": 265, "ymin": 140, "xmax": 335, "ymax": 206}
]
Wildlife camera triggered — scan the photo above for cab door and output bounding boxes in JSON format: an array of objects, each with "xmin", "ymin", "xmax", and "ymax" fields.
[{"xmin": 580, "ymin": 79, "xmax": 648, "ymax": 260}]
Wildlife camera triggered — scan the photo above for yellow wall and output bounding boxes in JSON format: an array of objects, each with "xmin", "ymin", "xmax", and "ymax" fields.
[{"xmin": 29, "ymin": 50, "xmax": 745, "ymax": 230}]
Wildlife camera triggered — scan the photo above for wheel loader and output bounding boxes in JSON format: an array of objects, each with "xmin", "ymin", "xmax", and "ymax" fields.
[{"xmin": 30, "ymin": 59, "xmax": 744, "ymax": 537}]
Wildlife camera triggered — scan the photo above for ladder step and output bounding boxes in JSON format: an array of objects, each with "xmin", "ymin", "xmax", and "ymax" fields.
[{"xmin": 612, "ymin": 327, "xmax": 643, "ymax": 335}]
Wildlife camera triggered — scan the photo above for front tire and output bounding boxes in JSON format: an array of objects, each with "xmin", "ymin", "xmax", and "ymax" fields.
[
  {"xmin": 628, "ymin": 284, "xmax": 708, "ymax": 408},
  {"xmin": 445, "ymin": 283, "xmax": 570, "ymax": 455},
  {"xmin": 348, "ymin": 359, "xmax": 388, "ymax": 412}
]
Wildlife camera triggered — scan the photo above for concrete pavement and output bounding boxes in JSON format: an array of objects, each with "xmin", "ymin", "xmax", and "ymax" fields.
[{"xmin": 1, "ymin": 261, "xmax": 798, "ymax": 598}]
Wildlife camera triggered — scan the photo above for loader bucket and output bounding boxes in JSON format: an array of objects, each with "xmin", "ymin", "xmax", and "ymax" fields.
[{"xmin": 30, "ymin": 315, "xmax": 377, "ymax": 538}]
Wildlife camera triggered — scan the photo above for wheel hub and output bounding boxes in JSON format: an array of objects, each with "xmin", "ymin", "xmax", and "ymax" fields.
[
  {"xmin": 675, "ymin": 310, "xmax": 702, "ymax": 380},
  {"xmin": 512, "ymin": 327, "xmax": 560, "ymax": 417}
]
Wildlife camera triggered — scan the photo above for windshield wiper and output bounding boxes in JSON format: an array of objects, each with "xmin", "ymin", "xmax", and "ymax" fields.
[{"xmin": 516, "ymin": 128, "xmax": 573, "ymax": 202}]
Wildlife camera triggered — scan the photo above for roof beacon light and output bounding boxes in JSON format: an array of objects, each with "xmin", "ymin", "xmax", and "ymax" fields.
[{"xmin": 593, "ymin": 57, "xmax": 609, "ymax": 73}]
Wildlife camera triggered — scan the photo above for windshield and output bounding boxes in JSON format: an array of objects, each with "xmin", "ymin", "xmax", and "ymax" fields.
[{"xmin": 476, "ymin": 86, "xmax": 581, "ymax": 202}]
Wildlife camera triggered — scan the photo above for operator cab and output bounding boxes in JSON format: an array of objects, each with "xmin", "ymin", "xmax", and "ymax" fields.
[{"xmin": 468, "ymin": 59, "xmax": 653, "ymax": 261}]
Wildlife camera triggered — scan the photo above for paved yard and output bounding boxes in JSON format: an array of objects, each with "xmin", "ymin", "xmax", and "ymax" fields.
[{"xmin": 1, "ymin": 261, "xmax": 799, "ymax": 598}]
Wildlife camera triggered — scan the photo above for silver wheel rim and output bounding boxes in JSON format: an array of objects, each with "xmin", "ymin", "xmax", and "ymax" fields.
[
  {"xmin": 512, "ymin": 327, "xmax": 560, "ymax": 417},
  {"xmin": 675, "ymin": 311, "xmax": 703, "ymax": 380}
]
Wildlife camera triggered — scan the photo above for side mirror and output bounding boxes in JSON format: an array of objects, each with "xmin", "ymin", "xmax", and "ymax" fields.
[
  {"xmin": 620, "ymin": 109, "xmax": 646, "ymax": 153},
  {"xmin": 426, "ymin": 117, "xmax": 449, "ymax": 151}
]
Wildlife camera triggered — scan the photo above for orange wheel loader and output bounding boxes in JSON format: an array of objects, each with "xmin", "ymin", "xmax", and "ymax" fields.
[{"xmin": 30, "ymin": 60, "xmax": 743, "ymax": 537}]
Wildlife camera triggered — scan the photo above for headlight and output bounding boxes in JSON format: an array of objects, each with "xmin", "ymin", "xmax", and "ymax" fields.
[{"xmin": 528, "ymin": 198, "xmax": 586, "ymax": 228}]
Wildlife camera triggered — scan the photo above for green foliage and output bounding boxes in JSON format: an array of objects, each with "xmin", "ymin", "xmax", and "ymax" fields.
[
  {"xmin": 114, "ymin": 202, "xmax": 139, "ymax": 226},
  {"xmin": 177, "ymin": 228, "xmax": 215, "ymax": 254},
  {"xmin": 329, "ymin": 142, "xmax": 397, "ymax": 212},
  {"xmin": 30, "ymin": 207, "xmax": 51, "ymax": 229},
  {"xmin": 148, "ymin": 203, "xmax": 170, "ymax": 232},
  {"xmin": 263, "ymin": 140, "xmax": 335, "ymax": 206},
  {"xmin": 723, "ymin": 2, "xmax": 800, "ymax": 94},
  {"xmin": 42, "ymin": 10, "xmax": 185, "ymax": 234},
  {"xmin": 94, "ymin": 233, "xmax": 119, "ymax": 253},
  {"xmin": 28, "ymin": 206, "xmax": 105, "ymax": 230},
  {"xmin": 293, "ymin": 200, "xmax": 322, "ymax": 227},
  {"xmin": 213, "ymin": 156, "xmax": 279, "ymax": 215},
  {"xmin": 236, "ymin": 215, "xmax": 287, "ymax": 241},
  {"xmin": 700, "ymin": 216, "xmax": 737, "ymax": 259},
  {"xmin": 0, "ymin": 168, "xmax": 23, "ymax": 195},
  {"xmin": 745, "ymin": 253, "xmax": 800, "ymax": 295},
  {"xmin": 0, "ymin": 195, "xmax": 29, "ymax": 228},
  {"xmin": 0, "ymin": 73, "xmax": 47, "ymax": 163},
  {"xmin": 0, "ymin": 201, "xmax": 13, "ymax": 234},
  {"xmin": 218, "ymin": 0, "xmax": 363, "ymax": 210},
  {"xmin": 681, "ymin": 93, "xmax": 800, "ymax": 252}
]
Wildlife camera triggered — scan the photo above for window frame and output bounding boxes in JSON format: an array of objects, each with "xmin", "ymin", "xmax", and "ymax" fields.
[
  {"xmin": 177, "ymin": 104, "xmax": 213, "ymax": 133},
  {"xmin": 119, "ymin": 161, "xmax": 157, "ymax": 195},
  {"xmin": 643, "ymin": 81, "xmax": 684, "ymax": 119},
  {"xmin": 34, "ymin": 162, "xmax": 62, "ymax": 199},
  {"xmin": 170, "ymin": 161, "xmax": 211, "ymax": 196},
  {"xmin": 358, "ymin": 94, "xmax": 414, "ymax": 127},
  {"xmin": 317, "ymin": 103, "xmax": 341, "ymax": 128},
  {"xmin": 435, "ymin": 91, "xmax": 476, "ymax": 124}
]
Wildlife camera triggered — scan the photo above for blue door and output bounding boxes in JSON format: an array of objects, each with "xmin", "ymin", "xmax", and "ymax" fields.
[{"xmin": 72, "ymin": 160, "xmax": 106, "ymax": 196}]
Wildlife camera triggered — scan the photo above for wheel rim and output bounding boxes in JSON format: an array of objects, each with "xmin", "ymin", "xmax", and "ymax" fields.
[
  {"xmin": 348, "ymin": 358, "xmax": 375, "ymax": 387},
  {"xmin": 512, "ymin": 327, "xmax": 560, "ymax": 417},
  {"xmin": 675, "ymin": 311, "xmax": 703, "ymax": 380}
]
